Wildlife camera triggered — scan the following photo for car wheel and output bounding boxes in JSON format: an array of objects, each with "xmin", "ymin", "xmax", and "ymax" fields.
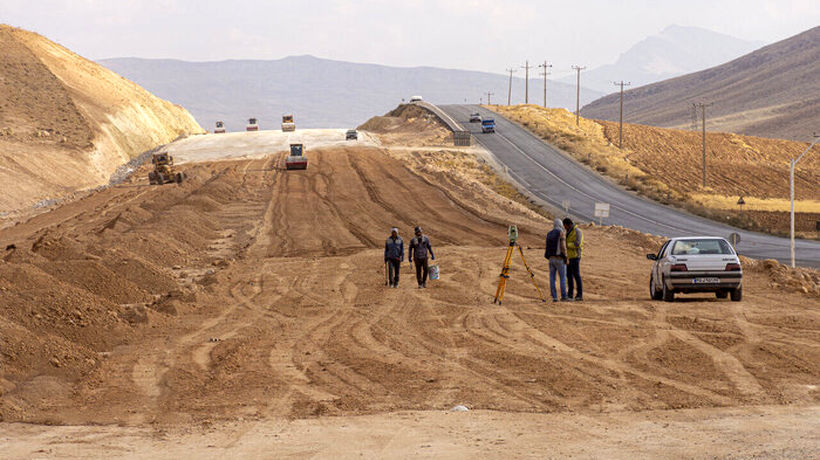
[
  {"xmin": 662, "ymin": 276, "xmax": 674, "ymax": 302},
  {"xmin": 730, "ymin": 286, "xmax": 742, "ymax": 302},
  {"xmin": 715, "ymin": 291, "xmax": 728, "ymax": 299},
  {"xmin": 650, "ymin": 276, "xmax": 662, "ymax": 300}
]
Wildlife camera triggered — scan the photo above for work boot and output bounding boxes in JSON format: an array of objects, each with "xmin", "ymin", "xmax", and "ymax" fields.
[{"xmin": 574, "ymin": 296, "xmax": 583, "ymax": 302}]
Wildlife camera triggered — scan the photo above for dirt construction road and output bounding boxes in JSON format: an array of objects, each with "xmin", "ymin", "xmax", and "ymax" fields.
[{"xmin": 1, "ymin": 144, "xmax": 819, "ymax": 457}]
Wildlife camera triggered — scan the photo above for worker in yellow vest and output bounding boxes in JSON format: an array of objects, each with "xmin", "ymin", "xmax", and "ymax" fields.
[{"xmin": 563, "ymin": 218, "xmax": 584, "ymax": 301}]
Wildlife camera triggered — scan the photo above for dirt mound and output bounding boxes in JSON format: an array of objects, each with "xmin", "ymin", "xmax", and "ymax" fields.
[
  {"xmin": 359, "ymin": 104, "xmax": 450, "ymax": 145},
  {"xmin": 743, "ymin": 257, "xmax": 820, "ymax": 297},
  {"xmin": 0, "ymin": 25, "xmax": 204, "ymax": 215}
]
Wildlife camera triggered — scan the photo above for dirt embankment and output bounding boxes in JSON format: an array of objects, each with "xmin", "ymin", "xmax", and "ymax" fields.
[
  {"xmin": 359, "ymin": 103, "xmax": 452, "ymax": 146},
  {"xmin": 0, "ymin": 25, "xmax": 204, "ymax": 215},
  {"xmin": 490, "ymin": 104, "xmax": 820, "ymax": 238}
]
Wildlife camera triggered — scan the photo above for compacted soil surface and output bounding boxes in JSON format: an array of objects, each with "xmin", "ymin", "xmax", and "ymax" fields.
[{"xmin": 1, "ymin": 137, "xmax": 818, "ymax": 457}]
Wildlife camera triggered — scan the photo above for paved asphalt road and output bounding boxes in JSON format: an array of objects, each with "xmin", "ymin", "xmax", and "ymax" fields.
[{"xmin": 440, "ymin": 104, "xmax": 820, "ymax": 269}]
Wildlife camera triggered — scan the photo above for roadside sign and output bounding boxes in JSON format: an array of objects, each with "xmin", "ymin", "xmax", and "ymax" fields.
[
  {"xmin": 729, "ymin": 232, "xmax": 741, "ymax": 247},
  {"xmin": 594, "ymin": 202, "xmax": 610, "ymax": 218},
  {"xmin": 594, "ymin": 202, "xmax": 610, "ymax": 226}
]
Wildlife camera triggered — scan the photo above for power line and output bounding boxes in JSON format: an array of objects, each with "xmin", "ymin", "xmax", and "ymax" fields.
[
  {"xmin": 693, "ymin": 102, "xmax": 714, "ymax": 188},
  {"xmin": 521, "ymin": 60, "xmax": 532, "ymax": 104},
  {"xmin": 571, "ymin": 65, "xmax": 586, "ymax": 126},
  {"xmin": 505, "ymin": 68, "xmax": 517, "ymax": 105},
  {"xmin": 613, "ymin": 80, "xmax": 631, "ymax": 149},
  {"xmin": 486, "ymin": 91, "xmax": 494, "ymax": 105},
  {"xmin": 538, "ymin": 61, "xmax": 552, "ymax": 108}
]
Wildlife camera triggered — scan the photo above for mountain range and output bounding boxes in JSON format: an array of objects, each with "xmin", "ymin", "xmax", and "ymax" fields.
[
  {"xmin": 558, "ymin": 25, "xmax": 765, "ymax": 94},
  {"xmin": 581, "ymin": 26, "xmax": 819, "ymax": 141},
  {"xmin": 99, "ymin": 56, "xmax": 602, "ymax": 131}
]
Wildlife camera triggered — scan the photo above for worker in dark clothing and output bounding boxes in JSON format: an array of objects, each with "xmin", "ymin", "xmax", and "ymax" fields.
[
  {"xmin": 408, "ymin": 226, "xmax": 435, "ymax": 288},
  {"xmin": 384, "ymin": 227, "xmax": 404, "ymax": 288},
  {"xmin": 563, "ymin": 217, "xmax": 584, "ymax": 301},
  {"xmin": 544, "ymin": 218, "xmax": 568, "ymax": 302}
]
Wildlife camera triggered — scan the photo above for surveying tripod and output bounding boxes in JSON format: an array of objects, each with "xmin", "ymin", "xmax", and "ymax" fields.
[{"xmin": 493, "ymin": 225, "xmax": 546, "ymax": 305}]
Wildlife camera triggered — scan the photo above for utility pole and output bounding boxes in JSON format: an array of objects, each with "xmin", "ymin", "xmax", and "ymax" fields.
[
  {"xmin": 613, "ymin": 81, "xmax": 631, "ymax": 148},
  {"xmin": 505, "ymin": 68, "xmax": 517, "ymax": 105},
  {"xmin": 571, "ymin": 65, "xmax": 586, "ymax": 126},
  {"xmin": 486, "ymin": 91, "xmax": 494, "ymax": 105},
  {"xmin": 521, "ymin": 60, "xmax": 532, "ymax": 104},
  {"xmin": 790, "ymin": 133, "xmax": 820, "ymax": 268},
  {"xmin": 538, "ymin": 61, "xmax": 552, "ymax": 108},
  {"xmin": 693, "ymin": 102, "xmax": 713, "ymax": 188}
]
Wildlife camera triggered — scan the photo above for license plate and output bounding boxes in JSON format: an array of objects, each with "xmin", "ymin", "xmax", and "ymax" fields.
[{"xmin": 693, "ymin": 277, "xmax": 720, "ymax": 284}]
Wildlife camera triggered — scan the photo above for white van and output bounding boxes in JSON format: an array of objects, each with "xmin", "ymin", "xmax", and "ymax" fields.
[{"xmin": 409, "ymin": 95, "xmax": 423, "ymax": 103}]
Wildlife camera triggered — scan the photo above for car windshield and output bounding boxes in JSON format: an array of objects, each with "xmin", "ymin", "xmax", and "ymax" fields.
[{"xmin": 671, "ymin": 239, "xmax": 733, "ymax": 256}]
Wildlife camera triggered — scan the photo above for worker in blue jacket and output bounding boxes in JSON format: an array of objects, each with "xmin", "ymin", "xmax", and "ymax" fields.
[{"xmin": 384, "ymin": 227, "xmax": 404, "ymax": 288}]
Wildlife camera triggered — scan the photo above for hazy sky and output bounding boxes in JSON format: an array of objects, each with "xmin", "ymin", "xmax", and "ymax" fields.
[{"xmin": 2, "ymin": 0, "xmax": 818, "ymax": 76}]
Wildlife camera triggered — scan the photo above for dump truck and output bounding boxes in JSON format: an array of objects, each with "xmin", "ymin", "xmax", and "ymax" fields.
[
  {"xmin": 148, "ymin": 152, "xmax": 183, "ymax": 185},
  {"xmin": 214, "ymin": 121, "xmax": 226, "ymax": 133},
  {"xmin": 246, "ymin": 118, "xmax": 259, "ymax": 131},
  {"xmin": 285, "ymin": 143, "xmax": 308, "ymax": 170},
  {"xmin": 281, "ymin": 114, "xmax": 295, "ymax": 132},
  {"xmin": 481, "ymin": 118, "xmax": 495, "ymax": 133}
]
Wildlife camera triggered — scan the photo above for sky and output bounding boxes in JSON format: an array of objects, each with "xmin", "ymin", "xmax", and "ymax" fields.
[{"xmin": 1, "ymin": 0, "xmax": 818, "ymax": 77}]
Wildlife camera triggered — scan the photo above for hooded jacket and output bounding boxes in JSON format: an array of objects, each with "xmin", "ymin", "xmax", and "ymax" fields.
[{"xmin": 545, "ymin": 218, "xmax": 567, "ymax": 259}]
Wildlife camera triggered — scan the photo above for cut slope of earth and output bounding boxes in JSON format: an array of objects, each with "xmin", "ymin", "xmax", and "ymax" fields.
[
  {"xmin": 581, "ymin": 26, "xmax": 820, "ymax": 141},
  {"xmin": 0, "ymin": 25, "xmax": 203, "ymax": 215},
  {"xmin": 490, "ymin": 104, "xmax": 820, "ymax": 237}
]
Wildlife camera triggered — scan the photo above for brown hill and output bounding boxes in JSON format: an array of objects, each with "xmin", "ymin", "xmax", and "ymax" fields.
[
  {"xmin": 581, "ymin": 26, "xmax": 820, "ymax": 141},
  {"xmin": 0, "ymin": 25, "xmax": 203, "ymax": 214}
]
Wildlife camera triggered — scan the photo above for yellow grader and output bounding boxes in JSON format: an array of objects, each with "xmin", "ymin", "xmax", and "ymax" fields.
[{"xmin": 148, "ymin": 152, "xmax": 184, "ymax": 185}]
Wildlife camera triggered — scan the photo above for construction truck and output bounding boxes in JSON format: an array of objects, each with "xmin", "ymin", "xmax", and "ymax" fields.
[
  {"xmin": 285, "ymin": 143, "xmax": 308, "ymax": 170},
  {"xmin": 148, "ymin": 152, "xmax": 183, "ymax": 185},
  {"xmin": 281, "ymin": 114, "xmax": 295, "ymax": 132},
  {"xmin": 246, "ymin": 118, "xmax": 259, "ymax": 131},
  {"xmin": 214, "ymin": 121, "xmax": 226, "ymax": 133},
  {"xmin": 481, "ymin": 118, "xmax": 495, "ymax": 133}
]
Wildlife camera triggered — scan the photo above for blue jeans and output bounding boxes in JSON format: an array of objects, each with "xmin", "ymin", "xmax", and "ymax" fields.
[
  {"xmin": 548, "ymin": 257, "xmax": 567, "ymax": 300},
  {"xmin": 568, "ymin": 258, "xmax": 583, "ymax": 299}
]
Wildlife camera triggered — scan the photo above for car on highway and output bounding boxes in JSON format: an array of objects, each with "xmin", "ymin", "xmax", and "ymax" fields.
[
  {"xmin": 469, "ymin": 113, "xmax": 481, "ymax": 123},
  {"xmin": 346, "ymin": 129, "xmax": 358, "ymax": 140},
  {"xmin": 647, "ymin": 237, "xmax": 742, "ymax": 302}
]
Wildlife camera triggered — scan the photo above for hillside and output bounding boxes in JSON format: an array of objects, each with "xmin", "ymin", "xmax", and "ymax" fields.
[
  {"xmin": 559, "ymin": 25, "xmax": 763, "ymax": 94},
  {"xmin": 98, "ymin": 55, "xmax": 604, "ymax": 132},
  {"xmin": 490, "ymin": 104, "xmax": 820, "ymax": 237},
  {"xmin": 0, "ymin": 25, "xmax": 203, "ymax": 214},
  {"xmin": 581, "ymin": 26, "xmax": 820, "ymax": 141}
]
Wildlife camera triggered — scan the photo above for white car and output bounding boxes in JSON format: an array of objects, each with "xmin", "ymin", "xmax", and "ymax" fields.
[
  {"xmin": 647, "ymin": 237, "xmax": 742, "ymax": 302},
  {"xmin": 409, "ymin": 95, "xmax": 423, "ymax": 103}
]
